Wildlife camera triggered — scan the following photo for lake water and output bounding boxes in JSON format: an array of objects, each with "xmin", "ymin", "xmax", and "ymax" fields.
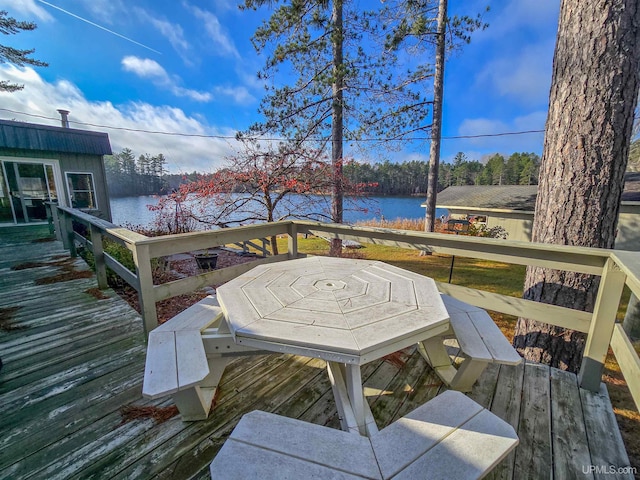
[{"xmin": 109, "ymin": 194, "xmax": 446, "ymax": 229}]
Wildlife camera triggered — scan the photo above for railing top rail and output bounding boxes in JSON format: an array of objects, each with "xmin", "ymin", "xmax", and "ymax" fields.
[
  {"xmin": 55, "ymin": 207, "xmax": 635, "ymax": 276},
  {"xmin": 294, "ymin": 221, "xmax": 612, "ymax": 257},
  {"xmin": 611, "ymin": 250, "xmax": 640, "ymax": 297},
  {"xmin": 135, "ymin": 220, "xmax": 294, "ymax": 257},
  {"xmin": 135, "ymin": 220, "xmax": 295, "ymax": 244},
  {"xmin": 294, "ymin": 221, "xmax": 612, "ymax": 274},
  {"xmin": 56, "ymin": 205, "xmax": 148, "ymax": 244}
]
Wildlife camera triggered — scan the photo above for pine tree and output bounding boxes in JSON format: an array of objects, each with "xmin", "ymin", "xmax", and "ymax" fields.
[
  {"xmin": 0, "ymin": 10, "xmax": 47, "ymax": 92},
  {"xmin": 242, "ymin": 0, "xmax": 441, "ymax": 254},
  {"xmin": 513, "ymin": 0, "xmax": 640, "ymax": 374}
]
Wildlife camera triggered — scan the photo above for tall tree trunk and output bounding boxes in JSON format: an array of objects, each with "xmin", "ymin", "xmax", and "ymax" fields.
[
  {"xmin": 424, "ymin": 0, "xmax": 447, "ymax": 232},
  {"xmin": 330, "ymin": 0, "xmax": 344, "ymax": 257},
  {"xmin": 513, "ymin": 0, "xmax": 640, "ymax": 372},
  {"xmin": 266, "ymin": 195, "xmax": 279, "ymax": 255}
]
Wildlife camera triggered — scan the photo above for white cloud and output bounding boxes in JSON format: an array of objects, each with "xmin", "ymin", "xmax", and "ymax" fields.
[
  {"xmin": 184, "ymin": 3, "xmax": 240, "ymax": 59},
  {"xmin": 80, "ymin": 0, "xmax": 125, "ymax": 25},
  {"xmin": 214, "ymin": 85, "xmax": 255, "ymax": 104},
  {"xmin": 234, "ymin": 55, "xmax": 268, "ymax": 93},
  {"xmin": 513, "ymin": 111, "xmax": 548, "ymax": 132},
  {"xmin": 122, "ymin": 56, "xmax": 167, "ymax": 80},
  {"xmin": 0, "ymin": 0, "xmax": 53, "ymax": 21},
  {"xmin": 459, "ymin": 118, "xmax": 509, "ymax": 137},
  {"xmin": 134, "ymin": 8, "xmax": 192, "ymax": 64},
  {"xmin": 476, "ymin": 41, "xmax": 554, "ymax": 106},
  {"xmin": 210, "ymin": 0, "xmax": 238, "ymax": 13},
  {"xmin": 150, "ymin": 18, "xmax": 190, "ymax": 57},
  {"xmin": 0, "ymin": 65, "xmax": 240, "ymax": 172},
  {"xmin": 122, "ymin": 56, "xmax": 213, "ymax": 102}
]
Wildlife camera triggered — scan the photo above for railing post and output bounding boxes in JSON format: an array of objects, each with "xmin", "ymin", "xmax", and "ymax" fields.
[
  {"xmin": 49, "ymin": 204, "xmax": 63, "ymax": 242},
  {"xmin": 132, "ymin": 242, "xmax": 158, "ymax": 337},
  {"xmin": 90, "ymin": 224, "xmax": 108, "ymax": 289},
  {"xmin": 64, "ymin": 212, "xmax": 77, "ymax": 257},
  {"xmin": 58, "ymin": 210, "xmax": 70, "ymax": 250},
  {"xmin": 579, "ymin": 258, "xmax": 626, "ymax": 391},
  {"xmin": 44, "ymin": 202, "xmax": 54, "ymax": 235},
  {"xmin": 288, "ymin": 223, "xmax": 298, "ymax": 259}
]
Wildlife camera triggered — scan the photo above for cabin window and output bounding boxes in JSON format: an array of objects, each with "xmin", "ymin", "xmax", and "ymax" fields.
[
  {"xmin": 1, "ymin": 159, "xmax": 61, "ymax": 224},
  {"xmin": 66, "ymin": 172, "xmax": 97, "ymax": 209}
]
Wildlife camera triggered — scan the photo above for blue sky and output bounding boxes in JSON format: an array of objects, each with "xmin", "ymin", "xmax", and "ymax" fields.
[{"xmin": 0, "ymin": 0, "xmax": 559, "ymax": 173}]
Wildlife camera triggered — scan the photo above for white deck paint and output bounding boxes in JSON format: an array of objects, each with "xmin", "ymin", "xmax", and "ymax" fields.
[
  {"xmin": 210, "ymin": 391, "xmax": 519, "ymax": 480},
  {"xmin": 217, "ymin": 256, "xmax": 452, "ymax": 434},
  {"xmin": 418, "ymin": 294, "xmax": 522, "ymax": 392},
  {"xmin": 217, "ymin": 256, "xmax": 450, "ymax": 363}
]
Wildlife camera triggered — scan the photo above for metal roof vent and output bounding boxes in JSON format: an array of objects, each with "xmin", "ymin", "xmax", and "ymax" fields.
[{"xmin": 57, "ymin": 109, "xmax": 70, "ymax": 128}]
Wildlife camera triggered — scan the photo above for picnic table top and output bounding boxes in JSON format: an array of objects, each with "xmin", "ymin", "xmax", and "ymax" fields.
[{"xmin": 216, "ymin": 256, "xmax": 450, "ymax": 364}]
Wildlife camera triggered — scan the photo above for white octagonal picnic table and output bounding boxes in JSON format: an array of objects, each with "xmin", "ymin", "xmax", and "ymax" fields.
[{"xmin": 216, "ymin": 256, "xmax": 451, "ymax": 436}]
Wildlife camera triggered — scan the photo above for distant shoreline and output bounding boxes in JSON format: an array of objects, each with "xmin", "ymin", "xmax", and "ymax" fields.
[{"xmin": 110, "ymin": 195, "xmax": 444, "ymax": 229}]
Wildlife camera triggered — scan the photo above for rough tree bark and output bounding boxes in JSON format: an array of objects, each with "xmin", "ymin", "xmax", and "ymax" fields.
[
  {"xmin": 424, "ymin": 0, "xmax": 447, "ymax": 233},
  {"xmin": 513, "ymin": 0, "xmax": 640, "ymax": 372},
  {"xmin": 330, "ymin": 0, "xmax": 344, "ymax": 257}
]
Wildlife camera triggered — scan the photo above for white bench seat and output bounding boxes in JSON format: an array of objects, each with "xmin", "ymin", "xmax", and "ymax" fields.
[
  {"xmin": 211, "ymin": 410, "xmax": 380, "ymax": 480},
  {"xmin": 418, "ymin": 294, "xmax": 522, "ymax": 392},
  {"xmin": 143, "ymin": 295, "xmax": 230, "ymax": 421},
  {"xmin": 210, "ymin": 390, "xmax": 518, "ymax": 480}
]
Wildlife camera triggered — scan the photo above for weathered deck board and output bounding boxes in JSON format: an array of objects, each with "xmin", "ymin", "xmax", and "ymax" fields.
[
  {"xmin": 485, "ymin": 361, "xmax": 526, "ymax": 480},
  {"xmin": 581, "ymin": 384, "xmax": 633, "ymax": 479},
  {"xmin": 514, "ymin": 363, "xmax": 553, "ymax": 479},
  {"xmin": 0, "ymin": 225, "xmax": 633, "ymax": 479},
  {"xmin": 551, "ymin": 368, "xmax": 595, "ymax": 480}
]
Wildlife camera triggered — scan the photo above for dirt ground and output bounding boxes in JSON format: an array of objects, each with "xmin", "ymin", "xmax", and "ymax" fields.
[{"xmin": 114, "ymin": 249, "xmax": 261, "ymax": 324}]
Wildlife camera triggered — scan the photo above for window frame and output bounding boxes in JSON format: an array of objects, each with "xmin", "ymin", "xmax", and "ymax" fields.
[{"xmin": 65, "ymin": 171, "xmax": 98, "ymax": 210}]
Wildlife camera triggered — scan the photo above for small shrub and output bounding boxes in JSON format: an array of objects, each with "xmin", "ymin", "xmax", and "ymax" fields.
[
  {"xmin": 467, "ymin": 223, "xmax": 509, "ymax": 239},
  {"xmin": 79, "ymin": 235, "xmax": 169, "ymax": 289}
]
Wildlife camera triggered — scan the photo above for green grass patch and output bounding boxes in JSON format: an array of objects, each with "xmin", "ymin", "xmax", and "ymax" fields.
[{"xmin": 277, "ymin": 235, "xmax": 526, "ymax": 296}]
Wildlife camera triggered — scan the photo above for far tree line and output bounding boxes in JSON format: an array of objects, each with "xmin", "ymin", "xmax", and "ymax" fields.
[
  {"xmin": 105, "ymin": 148, "xmax": 541, "ymax": 198},
  {"xmin": 104, "ymin": 148, "xmax": 170, "ymax": 197},
  {"xmin": 344, "ymin": 151, "xmax": 540, "ymax": 196}
]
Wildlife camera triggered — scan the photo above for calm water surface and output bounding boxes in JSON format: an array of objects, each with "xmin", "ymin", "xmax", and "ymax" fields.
[{"xmin": 110, "ymin": 194, "xmax": 445, "ymax": 229}]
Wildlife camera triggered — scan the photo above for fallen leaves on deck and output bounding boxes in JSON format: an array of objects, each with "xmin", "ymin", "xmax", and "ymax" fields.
[
  {"xmin": 85, "ymin": 287, "xmax": 110, "ymax": 300},
  {"xmin": 10, "ymin": 257, "xmax": 94, "ymax": 285},
  {"xmin": 382, "ymin": 350, "xmax": 409, "ymax": 369},
  {"xmin": 0, "ymin": 306, "xmax": 25, "ymax": 332},
  {"xmin": 119, "ymin": 405, "xmax": 179, "ymax": 425}
]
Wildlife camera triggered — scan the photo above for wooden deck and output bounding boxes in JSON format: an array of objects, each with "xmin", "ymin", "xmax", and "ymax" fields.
[{"xmin": 0, "ymin": 226, "xmax": 633, "ymax": 480}]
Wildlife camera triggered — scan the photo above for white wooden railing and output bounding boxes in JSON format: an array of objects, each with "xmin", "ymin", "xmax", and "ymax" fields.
[{"xmin": 50, "ymin": 206, "xmax": 640, "ymax": 410}]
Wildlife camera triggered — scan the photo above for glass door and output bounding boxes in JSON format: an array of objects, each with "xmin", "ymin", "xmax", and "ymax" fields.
[
  {"xmin": 0, "ymin": 163, "xmax": 14, "ymax": 223},
  {"xmin": 0, "ymin": 160, "xmax": 58, "ymax": 224}
]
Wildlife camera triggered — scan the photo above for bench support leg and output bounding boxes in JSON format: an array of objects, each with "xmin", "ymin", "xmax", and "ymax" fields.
[
  {"xmin": 174, "ymin": 357, "xmax": 231, "ymax": 421},
  {"xmin": 173, "ymin": 386, "xmax": 216, "ymax": 421},
  {"xmin": 449, "ymin": 359, "xmax": 490, "ymax": 392},
  {"xmin": 202, "ymin": 356, "xmax": 231, "ymax": 389},
  {"xmin": 418, "ymin": 337, "xmax": 457, "ymax": 385},
  {"xmin": 419, "ymin": 337, "xmax": 490, "ymax": 392},
  {"xmin": 327, "ymin": 362, "xmax": 377, "ymax": 436}
]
